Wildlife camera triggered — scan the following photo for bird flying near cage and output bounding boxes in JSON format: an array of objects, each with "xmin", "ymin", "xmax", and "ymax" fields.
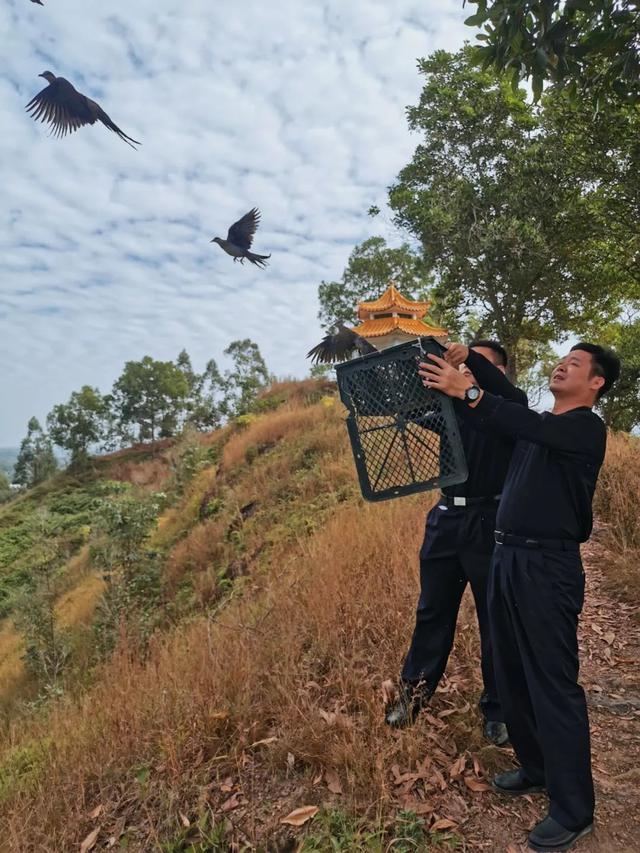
[
  {"xmin": 210, "ymin": 208, "xmax": 271, "ymax": 268},
  {"xmin": 307, "ymin": 324, "xmax": 378, "ymax": 364},
  {"xmin": 25, "ymin": 72, "xmax": 141, "ymax": 149}
]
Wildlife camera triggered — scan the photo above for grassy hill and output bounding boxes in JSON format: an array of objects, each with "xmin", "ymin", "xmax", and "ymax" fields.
[{"xmin": 0, "ymin": 380, "xmax": 637, "ymax": 852}]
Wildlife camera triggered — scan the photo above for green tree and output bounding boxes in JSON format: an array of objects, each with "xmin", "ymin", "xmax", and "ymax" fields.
[
  {"xmin": 220, "ymin": 339, "xmax": 272, "ymax": 418},
  {"xmin": 47, "ymin": 387, "xmax": 109, "ymax": 468},
  {"xmin": 112, "ymin": 356, "xmax": 191, "ymax": 443},
  {"xmin": 12, "ymin": 513, "xmax": 70, "ymax": 688},
  {"xmin": 13, "ymin": 417, "xmax": 58, "ymax": 488},
  {"xmin": 464, "ymin": 0, "xmax": 640, "ymax": 103},
  {"xmin": 0, "ymin": 471, "xmax": 12, "ymax": 504},
  {"xmin": 317, "ymin": 236, "xmax": 433, "ymax": 331},
  {"xmin": 188, "ymin": 357, "xmax": 226, "ymax": 431},
  {"xmin": 90, "ymin": 490, "xmax": 162, "ymax": 652},
  {"xmin": 596, "ymin": 314, "xmax": 640, "ymax": 430},
  {"xmin": 388, "ymin": 48, "xmax": 624, "ymax": 379}
]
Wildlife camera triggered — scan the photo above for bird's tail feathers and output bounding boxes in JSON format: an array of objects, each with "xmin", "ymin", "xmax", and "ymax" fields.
[{"xmin": 246, "ymin": 251, "xmax": 271, "ymax": 268}]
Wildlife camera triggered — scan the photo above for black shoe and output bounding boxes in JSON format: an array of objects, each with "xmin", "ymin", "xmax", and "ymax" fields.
[
  {"xmin": 528, "ymin": 816, "xmax": 593, "ymax": 851},
  {"xmin": 384, "ymin": 683, "xmax": 430, "ymax": 728},
  {"xmin": 483, "ymin": 720, "xmax": 510, "ymax": 746},
  {"xmin": 492, "ymin": 768, "xmax": 546, "ymax": 796}
]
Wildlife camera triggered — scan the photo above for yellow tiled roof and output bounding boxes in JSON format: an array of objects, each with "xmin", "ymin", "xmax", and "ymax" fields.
[
  {"xmin": 357, "ymin": 284, "xmax": 431, "ymax": 319},
  {"xmin": 354, "ymin": 317, "xmax": 448, "ymax": 338}
]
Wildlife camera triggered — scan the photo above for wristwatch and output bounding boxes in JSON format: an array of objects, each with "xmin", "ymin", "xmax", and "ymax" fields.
[{"xmin": 464, "ymin": 384, "xmax": 481, "ymax": 404}]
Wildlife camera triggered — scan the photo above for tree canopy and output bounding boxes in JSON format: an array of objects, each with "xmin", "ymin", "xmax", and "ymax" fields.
[
  {"xmin": 388, "ymin": 47, "xmax": 629, "ymax": 378},
  {"xmin": 464, "ymin": 0, "xmax": 640, "ymax": 104},
  {"xmin": 317, "ymin": 237, "xmax": 434, "ymax": 331}
]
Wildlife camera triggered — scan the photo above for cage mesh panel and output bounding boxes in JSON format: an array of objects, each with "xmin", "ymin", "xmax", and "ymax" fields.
[{"xmin": 336, "ymin": 337, "xmax": 468, "ymax": 502}]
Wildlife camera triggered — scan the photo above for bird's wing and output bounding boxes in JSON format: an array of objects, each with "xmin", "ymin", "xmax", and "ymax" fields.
[
  {"xmin": 227, "ymin": 208, "xmax": 261, "ymax": 250},
  {"xmin": 25, "ymin": 79, "xmax": 88, "ymax": 139},
  {"xmin": 90, "ymin": 100, "xmax": 141, "ymax": 149},
  {"xmin": 307, "ymin": 326, "xmax": 371, "ymax": 364}
]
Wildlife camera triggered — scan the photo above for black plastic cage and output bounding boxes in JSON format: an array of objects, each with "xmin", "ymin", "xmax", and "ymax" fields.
[{"xmin": 336, "ymin": 337, "xmax": 468, "ymax": 502}]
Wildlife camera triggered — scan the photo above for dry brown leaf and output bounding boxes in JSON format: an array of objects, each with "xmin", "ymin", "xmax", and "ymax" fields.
[
  {"xmin": 449, "ymin": 755, "xmax": 466, "ymax": 779},
  {"xmin": 472, "ymin": 754, "xmax": 484, "ymax": 777},
  {"xmin": 80, "ymin": 827, "xmax": 100, "ymax": 853},
  {"xmin": 325, "ymin": 769, "xmax": 343, "ymax": 795},
  {"xmin": 220, "ymin": 793, "xmax": 241, "ymax": 812},
  {"xmin": 464, "ymin": 776, "xmax": 491, "ymax": 792},
  {"xmin": 312, "ymin": 770, "xmax": 323, "ymax": 786},
  {"xmin": 506, "ymin": 844, "xmax": 521, "ymax": 853},
  {"xmin": 88, "ymin": 804, "xmax": 104, "ymax": 820},
  {"xmin": 179, "ymin": 812, "xmax": 190, "ymax": 828},
  {"xmin": 603, "ymin": 631, "xmax": 615, "ymax": 645},
  {"xmin": 438, "ymin": 708, "xmax": 458, "ymax": 718},
  {"xmin": 280, "ymin": 805, "xmax": 320, "ymax": 826},
  {"xmin": 431, "ymin": 817, "xmax": 457, "ymax": 831}
]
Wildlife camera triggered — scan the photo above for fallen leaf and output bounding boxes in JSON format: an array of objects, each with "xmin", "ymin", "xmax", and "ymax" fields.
[
  {"xmin": 603, "ymin": 631, "xmax": 615, "ymax": 645},
  {"xmin": 287, "ymin": 752, "xmax": 295, "ymax": 770},
  {"xmin": 280, "ymin": 806, "xmax": 320, "ymax": 826},
  {"xmin": 506, "ymin": 844, "xmax": 520, "ymax": 853},
  {"xmin": 431, "ymin": 817, "xmax": 457, "ymax": 831},
  {"xmin": 221, "ymin": 793, "xmax": 241, "ymax": 812},
  {"xmin": 472, "ymin": 755, "xmax": 483, "ymax": 777},
  {"xmin": 312, "ymin": 770, "xmax": 323, "ymax": 786},
  {"xmin": 464, "ymin": 776, "xmax": 491, "ymax": 792},
  {"xmin": 88, "ymin": 804, "xmax": 104, "ymax": 820},
  {"xmin": 179, "ymin": 812, "xmax": 190, "ymax": 828},
  {"xmin": 325, "ymin": 768, "xmax": 343, "ymax": 795},
  {"xmin": 80, "ymin": 828, "xmax": 100, "ymax": 853},
  {"xmin": 449, "ymin": 755, "xmax": 466, "ymax": 779},
  {"xmin": 249, "ymin": 736, "xmax": 278, "ymax": 749}
]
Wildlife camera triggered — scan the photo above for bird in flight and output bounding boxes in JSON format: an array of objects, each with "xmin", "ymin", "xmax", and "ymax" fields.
[
  {"xmin": 25, "ymin": 72, "xmax": 141, "ymax": 149},
  {"xmin": 30, "ymin": 0, "xmax": 44, "ymax": 5},
  {"xmin": 210, "ymin": 208, "xmax": 271, "ymax": 269},
  {"xmin": 307, "ymin": 324, "xmax": 377, "ymax": 364}
]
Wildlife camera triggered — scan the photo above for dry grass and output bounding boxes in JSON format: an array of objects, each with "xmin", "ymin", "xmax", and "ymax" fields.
[
  {"xmin": 0, "ymin": 385, "xmax": 637, "ymax": 850},
  {"xmin": 594, "ymin": 430, "xmax": 640, "ymax": 608}
]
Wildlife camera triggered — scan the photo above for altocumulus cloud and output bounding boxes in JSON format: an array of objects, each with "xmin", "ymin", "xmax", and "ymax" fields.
[{"xmin": 0, "ymin": 0, "xmax": 468, "ymax": 445}]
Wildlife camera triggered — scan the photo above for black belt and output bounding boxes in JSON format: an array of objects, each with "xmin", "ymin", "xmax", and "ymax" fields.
[
  {"xmin": 494, "ymin": 530, "xmax": 579, "ymax": 551},
  {"xmin": 439, "ymin": 493, "xmax": 501, "ymax": 508}
]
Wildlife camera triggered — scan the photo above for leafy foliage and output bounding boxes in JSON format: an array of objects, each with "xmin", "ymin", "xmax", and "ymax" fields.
[
  {"xmin": 220, "ymin": 339, "xmax": 272, "ymax": 419},
  {"xmin": 388, "ymin": 47, "xmax": 627, "ymax": 378},
  {"xmin": 112, "ymin": 356, "xmax": 191, "ymax": 442},
  {"xmin": 47, "ymin": 386, "xmax": 109, "ymax": 468},
  {"xmin": 11, "ymin": 513, "xmax": 71, "ymax": 688},
  {"xmin": 13, "ymin": 418, "xmax": 58, "ymax": 488},
  {"xmin": 317, "ymin": 236, "xmax": 434, "ymax": 331},
  {"xmin": 465, "ymin": 0, "xmax": 640, "ymax": 104}
]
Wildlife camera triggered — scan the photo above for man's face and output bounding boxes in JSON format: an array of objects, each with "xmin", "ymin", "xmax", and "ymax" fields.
[
  {"xmin": 549, "ymin": 349, "xmax": 603, "ymax": 400},
  {"xmin": 460, "ymin": 346, "xmax": 507, "ymax": 385}
]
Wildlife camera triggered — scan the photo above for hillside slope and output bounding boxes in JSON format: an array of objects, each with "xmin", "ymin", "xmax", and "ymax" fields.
[{"xmin": 0, "ymin": 381, "xmax": 638, "ymax": 852}]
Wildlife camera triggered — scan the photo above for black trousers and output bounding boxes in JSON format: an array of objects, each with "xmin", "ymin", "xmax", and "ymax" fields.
[
  {"xmin": 488, "ymin": 543, "xmax": 594, "ymax": 831},
  {"xmin": 401, "ymin": 502, "xmax": 502, "ymax": 721}
]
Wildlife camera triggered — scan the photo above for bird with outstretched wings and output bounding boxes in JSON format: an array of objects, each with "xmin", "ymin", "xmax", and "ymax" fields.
[
  {"xmin": 307, "ymin": 324, "xmax": 378, "ymax": 364},
  {"xmin": 210, "ymin": 208, "xmax": 271, "ymax": 268},
  {"xmin": 25, "ymin": 71, "xmax": 140, "ymax": 149}
]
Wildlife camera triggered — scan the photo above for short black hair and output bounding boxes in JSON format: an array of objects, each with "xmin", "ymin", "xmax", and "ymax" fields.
[
  {"xmin": 570, "ymin": 343, "xmax": 620, "ymax": 399},
  {"xmin": 469, "ymin": 339, "xmax": 508, "ymax": 368}
]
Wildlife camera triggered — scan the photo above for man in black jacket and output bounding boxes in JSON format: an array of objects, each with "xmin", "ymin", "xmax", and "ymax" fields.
[
  {"xmin": 419, "ymin": 342, "xmax": 620, "ymax": 853},
  {"xmin": 385, "ymin": 340, "xmax": 527, "ymax": 747}
]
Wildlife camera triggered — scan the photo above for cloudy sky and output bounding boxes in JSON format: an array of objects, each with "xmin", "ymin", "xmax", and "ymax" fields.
[{"xmin": 0, "ymin": 0, "xmax": 471, "ymax": 446}]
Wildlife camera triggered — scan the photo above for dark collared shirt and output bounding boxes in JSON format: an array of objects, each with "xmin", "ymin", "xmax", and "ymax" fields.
[
  {"xmin": 461, "ymin": 392, "xmax": 606, "ymax": 541},
  {"xmin": 443, "ymin": 349, "xmax": 527, "ymax": 498}
]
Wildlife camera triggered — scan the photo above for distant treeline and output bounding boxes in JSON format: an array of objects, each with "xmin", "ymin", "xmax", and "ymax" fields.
[{"xmin": 7, "ymin": 339, "xmax": 272, "ymax": 490}]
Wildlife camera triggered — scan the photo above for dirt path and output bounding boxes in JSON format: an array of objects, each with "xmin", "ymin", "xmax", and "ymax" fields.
[{"xmin": 459, "ymin": 526, "xmax": 640, "ymax": 852}]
